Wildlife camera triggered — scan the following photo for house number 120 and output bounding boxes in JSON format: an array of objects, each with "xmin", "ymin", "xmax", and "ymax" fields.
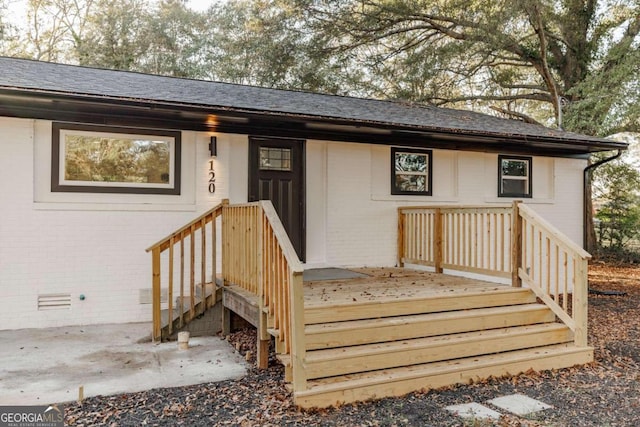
[{"xmin": 208, "ymin": 160, "xmax": 216, "ymax": 194}]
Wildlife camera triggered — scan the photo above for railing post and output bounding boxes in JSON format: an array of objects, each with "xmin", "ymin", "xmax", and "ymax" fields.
[
  {"xmin": 256, "ymin": 208, "xmax": 270, "ymax": 369},
  {"xmin": 168, "ymin": 237, "xmax": 174, "ymax": 336},
  {"xmin": 189, "ymin": 223, "xmax": 196, "ymax": 318},
  {"xmin": 289, "ymin": 270, "xmax": 307, "ymax": 391},
  {"xmin": 220, "ymin": 199, "xmax": 231, "ymax": 337},
  {"xmin": 151, "ymin": 247, "xmax": 162, "ymax": 341},
  {"xmin": 397, "ymin": 208, "xmax": 405, "ymax": 267},
  {"xmin": 434, "ymin": 208, "xmax": 443, "ymax": 273},
  {"xmin": 221, "ymin": 199, "xmax": 229, "ymax": 285},
  {"xmin": 211, "ymin": 210, "xmax": 217, "ymax": 289},
  {"xmin": 511, "ymin": 201, "xmax": 523, "ymax": 287},
  {"xmin": 573, "ymin": 258, "xmax": 589, "ymax": 347},
  {"xmin": 200, "ymin": 217, "xmax": 206, "ymax": 315}
]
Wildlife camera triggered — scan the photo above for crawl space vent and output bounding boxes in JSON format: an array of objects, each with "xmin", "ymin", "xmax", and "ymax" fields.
[{"xmin": 38, "ymin": 293, "xmax": 71, "ymax": 310}]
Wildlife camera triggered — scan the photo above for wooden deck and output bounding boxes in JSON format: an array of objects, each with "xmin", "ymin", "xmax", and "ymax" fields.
[
  {"xmin": 303, "ymin": 267, "xmax": 526, "ymax": 326},
  {"xmin": 248, "ymin": 266, "xmax": 590, "ymax": 408},
  {"xmin": 304, "ymin": 267, "xmax": 509, "ymax": 305},
  {"xmin": 148, "ymin": 201, "xmax": 594, "ymax": 409}
]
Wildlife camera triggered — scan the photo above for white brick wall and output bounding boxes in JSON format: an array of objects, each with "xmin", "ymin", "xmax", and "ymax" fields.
[
  {"xmin": 527, "ymin": 157, "xmax": 585, "ymax": 245},
  {"xmin": 323, "ymin": 142, "xmax": 397, "ymax": 266},
  {"xmin": 0, "ymin": 118, "xmax": 233, "ymax": 330},
  {"xmin": 308, "ymin": 142, "xmax": 586, "ymax": 268},
  {"xmin": 0, "ymin": 116, "xmax": 587, "ymax": 330}
]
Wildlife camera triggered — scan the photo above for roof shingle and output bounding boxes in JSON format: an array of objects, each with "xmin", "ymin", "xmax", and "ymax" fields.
[{"xmin": 0, "ymin": 56, "xmax": 621, "ymax": 146}]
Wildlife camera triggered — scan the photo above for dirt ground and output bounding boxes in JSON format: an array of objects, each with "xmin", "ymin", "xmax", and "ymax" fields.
[{"xmin": 65, "ymin": 263, "xmax": 640, "ymax": 426}]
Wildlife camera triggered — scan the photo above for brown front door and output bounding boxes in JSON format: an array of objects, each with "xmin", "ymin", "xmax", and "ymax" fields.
[{"xmin": 248, "ymin": 137, "xmax": 305, "ymax": 261}]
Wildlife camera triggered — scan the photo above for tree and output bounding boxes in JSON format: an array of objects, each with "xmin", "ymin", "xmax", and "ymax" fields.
[
  {"xmin": 301, "ymin": 0, "xmax": 640, "ymax": 135},
  {"xmin": 76, "ymin": 0, "xmax": 151, "ymax": 70},
  {"xmin": 137, "ymin": 0, "xmax": 208, "ymax": 78},
  {"xmin": 6, "ymin": 0, "xmax": 207, "ymax": 76},
  {"xmin": 0, "ymin": 0, "xmax": 12, "ymax": 53},
  {"xmin": 200, "ymin": 0, "xmax": 353, "ymax": 93},
  {"xmin": 12, "ymin": 0, "xmax": 95, "ymax": 62},
  {"xmin": 593, "ymin": 158, "xmax": 640, "ymax": 250}
]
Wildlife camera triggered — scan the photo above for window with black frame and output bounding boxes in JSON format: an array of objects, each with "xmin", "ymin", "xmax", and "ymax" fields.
[
  {"xmin": 391, "ymin": 147, "xmax": 432, "ymax": 196},
  {"xmin": 51, "ymin": 122, "xmax": 181, "ymax": 195},
  {"xmin": 498, "ymin": 155, "xmax": 532, "ymax": 198}
]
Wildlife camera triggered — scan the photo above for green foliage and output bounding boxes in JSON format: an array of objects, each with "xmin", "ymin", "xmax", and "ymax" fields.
[
  {"xmin": 76, "ymin": 0, "xmax": 149, "ymax": 70},
  {"xmin": 300, "ymin": 0, "xmax": 640, "ymax": 134},
  {"xmin": 593, "ymin": 158, "xmax": 640, "ymax": 250},
  {"xmin": 4, "ymin": 0, "xmax": 638, "ymax": 138},
  {"xmin": 0, "ymin": 0, "xmax": 6, "ymax": 38},
  {"xmin": 200, "ymin": 0, "xmax": 350, "ymax": 93},
  {"xmin": 0, "ymin": 0, "xmax": 11, "ymax": 54},
  {"xmin": 140, "ymin": 0, "xmax": 208, "ymax": 77}
]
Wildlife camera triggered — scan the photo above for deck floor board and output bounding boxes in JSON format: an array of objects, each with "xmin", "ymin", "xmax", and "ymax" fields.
[{"xmin": 303, "ymin": 267, "xmax": 508, "ymax": 306}]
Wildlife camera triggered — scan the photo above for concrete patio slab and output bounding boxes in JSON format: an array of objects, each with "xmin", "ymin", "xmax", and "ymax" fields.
[
  {"xmin": 0, "ymin": 323, "xmax": 248, "ymax": 405},
  {"xmin": 488, "ymin": 393, "xmax": 552, "ymax": 416},
  {"xmin": 445, "ymin": 402, "xmax": 502, "ymax": 420}
]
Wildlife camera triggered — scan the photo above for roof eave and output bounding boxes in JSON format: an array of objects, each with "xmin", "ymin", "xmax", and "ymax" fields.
[{"xmin": 0, "ymin": 87, "xmax": 627, "ymax": 155}]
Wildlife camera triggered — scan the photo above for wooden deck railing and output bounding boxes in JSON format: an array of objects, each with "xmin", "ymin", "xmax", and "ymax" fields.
[
  {"xmin": 146, "ymin": 202, "xmax": 224, "ymax": 341},
  {"xmin": 398, "ymin": 205, "xmax": 515, "ymax": 280},
  {"xmin": 222, "ymin": 201, "xmax": 307, "ymax": 390},
  {"xmin": 398, "ymin": 202, "xmax": 591, "ymax": 347},
  {"xmin": 146, "ymin": 199, "xmax": 306, "ymax": 388},
  {"xmin": 517, "ymin": 203, "xmax": 591, "ymax": 346}
]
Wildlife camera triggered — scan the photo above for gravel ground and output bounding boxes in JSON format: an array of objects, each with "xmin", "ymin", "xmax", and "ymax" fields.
[{"xmin": 65, "ymin": 263, "xmax": 640, "ymax": 426}]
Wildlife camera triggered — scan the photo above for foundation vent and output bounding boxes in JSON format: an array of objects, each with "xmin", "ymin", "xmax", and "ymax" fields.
[
  {"xmin": 139, "ymin": 288, "xmax": 168, "ymax": 305},
  {"xmin": 37, "ymin": 293, "xmax": 72, "ymax": 310}
]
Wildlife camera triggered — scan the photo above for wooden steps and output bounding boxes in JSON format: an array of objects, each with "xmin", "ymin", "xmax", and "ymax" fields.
[
  {"xmin": 159, "ymin": 283, "xmax": 217, "ymax": 340},
  {"xmin": 295, "ymin": 344, "xmax": 594, "ymax": 408},
  {"xmin": 303, "ymin": 323, "xmax": 573, "ymax": 379},
  {"xmin": 304, "ymin": 287, "xmax": 536, "ymax": 324},
  {"xmin": 290, "ymin": 286, "xmax": 593, "ymax": 408},
  {"xmin": 305, "ymin": 304, "xmax": 555, "ymax": 350}
]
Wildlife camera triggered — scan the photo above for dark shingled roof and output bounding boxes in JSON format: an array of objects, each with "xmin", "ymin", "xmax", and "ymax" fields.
[{"xmin": 0, "ymin": 56, "xmax": 623, "ymax": 149}]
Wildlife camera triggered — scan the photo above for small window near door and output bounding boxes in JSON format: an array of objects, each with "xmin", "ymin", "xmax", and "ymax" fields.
[
  {"xmin": 391, "ymin": 147, "xmax": 432, "ymax": 195},
  {"xmin": 498, "ymin": 155, "xmax": 532, "ymax": 198},
  {"xmin": 259, "ymin": 147, "xmax": 292, "ymax": 171}
]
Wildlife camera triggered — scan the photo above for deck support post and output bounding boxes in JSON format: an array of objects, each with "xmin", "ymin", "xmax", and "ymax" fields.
[
  {"xmin": 511, "ymin": 201, "xmax": 523, "ymax": 287},
  {"xmin": 434, "ymin": 208, "xmax": 443, "ymax": 273},
  {"xmin": 221, "ymin": 306, "xmax": 231, "ymax": 336},
  {"xmin": 151, "ymin": 248, "xmax": 162, "ymax": 342},
  {"xmin": 256, "ymin": 208, "xmax": 270, "ymax": 369},
  {"xmin": 167, "ymin": 238, "xmax": 174, "ymax": 336},
  {"xmin": 397, "ymin": 208, "xmax": 405, "ymax": 267},
  {"xmin": 573, "ymin": 259, "xmax": 588, "ymax": 347},
  {"xmin": 257, "ymin": 337, "xmax": 270, "ymax": 369},
  {"xmin": 290, "ymin": 271, "xmax": 307, "ymax": 391},
  {"xmin": 220, "ymin": 200, "xmax": 231, "ymax": 338}
]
